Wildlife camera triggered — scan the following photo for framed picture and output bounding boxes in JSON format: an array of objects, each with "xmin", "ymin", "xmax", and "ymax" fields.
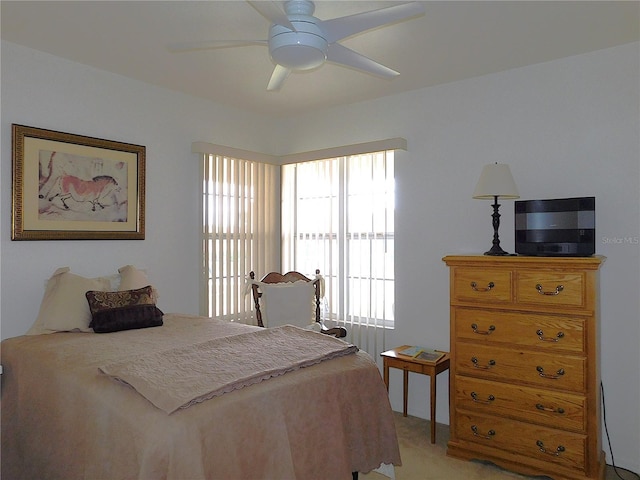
[{"xmin": 12, "ymin": 124, "xmax": 145, "ymax": 240}]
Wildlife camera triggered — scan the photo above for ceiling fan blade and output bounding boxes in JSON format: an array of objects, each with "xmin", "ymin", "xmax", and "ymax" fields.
[
  {"xmin": 322, "ymin": 2, "xmax": 425, "ymax": 43},
  {"xmin": 167, "ymin": 40, "xmax": 267, "ymax": 53},
  {"xmin": 326, "ymin": 43, "xmax": 399, "ymax": 79},
  {"xmin": 248, "ymin": 1, "xmax": 296, "ymax": 31},
  {"xmin": 267, "ymin": 64, "xmax": 292, "ymax": 91}
]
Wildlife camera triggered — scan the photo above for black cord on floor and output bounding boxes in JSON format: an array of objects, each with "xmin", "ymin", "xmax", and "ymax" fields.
[{"xmin": 601, "ymin": 381, "xmax": 640, "ymax": 480}]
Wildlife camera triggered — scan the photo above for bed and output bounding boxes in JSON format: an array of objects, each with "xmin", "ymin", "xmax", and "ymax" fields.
[{"xmin": 0, "ymin": 267, "xmax": 401, "ymax": 480}]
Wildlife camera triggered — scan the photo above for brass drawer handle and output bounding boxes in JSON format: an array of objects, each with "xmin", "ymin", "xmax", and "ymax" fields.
[
  {"xmin": 471, "ymin": 281, "xmax": 494, "ymax": 292},
  {"xmin": 536, "ymin": 284, "xmax": 564, "ymax": 296},
  {"xmin": 471, "ymin": 425, "xmax": 495, "ymax": 440},
  {"xmin": 472, "ymin": 323, "xmax": 496, "ymax": 335},
  {"xmin": 471, "ymin": 391, "xmax": 495, "ymax": 404},
  {"xmin": 536, "ymin": 366, "xmax": 565, "ymax": 379},
  {"xmin": 536, "ymin": 440, "xmax": 566, "ymax": 456},
  {"xmin": 535, "ymin": 403, "xmax": 566, "ymax": 414},
  {"xmin": 471, "ymin": 357, "xmax": 496, "ymax": 369},
  {"xmin": 536, "ymin": 329, "xmax": 565, "ymax": 342}
]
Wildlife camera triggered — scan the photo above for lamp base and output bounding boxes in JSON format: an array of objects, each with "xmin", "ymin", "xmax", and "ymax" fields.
[
  {"xmin": 483, "ymin": 245, "xmax": 515, "ymax": 256},
  {"xmin": 483, "ymin": 196, "xmax": 516, "ymax": 256}
]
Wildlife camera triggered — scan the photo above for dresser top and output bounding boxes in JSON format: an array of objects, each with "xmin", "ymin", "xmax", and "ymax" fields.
[{"xmin": 442, "ymin": 254, "xmax": 606, "ymax": 269}]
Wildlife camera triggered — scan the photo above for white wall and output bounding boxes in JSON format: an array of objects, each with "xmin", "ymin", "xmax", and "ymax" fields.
[{"xmin": 2, "ymin": 39, "xmax": 638, "ymax": 472}]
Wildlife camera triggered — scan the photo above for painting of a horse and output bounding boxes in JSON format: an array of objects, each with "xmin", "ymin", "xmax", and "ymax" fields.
[
  {"xmin": 44, "ymin": 175, "xmax": 121, "ymax": 211},
  {"xmin": 38, "ymin": 150, "xmax": 128, "ymax": 222}
]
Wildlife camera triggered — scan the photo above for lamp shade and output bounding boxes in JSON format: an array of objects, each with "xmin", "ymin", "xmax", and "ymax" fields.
[{"xmin": 473, "ymin": 163, "xmax": 520, "ymax": 199}]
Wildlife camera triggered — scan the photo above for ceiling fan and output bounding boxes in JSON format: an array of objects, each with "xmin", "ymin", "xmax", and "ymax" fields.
[{"xmin": 168, "ymin": 0, "xmax": 425, "ymax": 91}]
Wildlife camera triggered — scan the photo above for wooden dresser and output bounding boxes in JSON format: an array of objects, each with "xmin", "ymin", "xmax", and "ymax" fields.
[{"xmin": 443, "ymin": 255, "xmax": 605, "ymax": 480}]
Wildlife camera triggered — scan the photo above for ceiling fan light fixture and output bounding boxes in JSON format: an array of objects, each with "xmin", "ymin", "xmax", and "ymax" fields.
[
  {"xmin": 270, "ymin": 35, "xmax": 327, "ymax": 70},
  {"xmin": 269, "ymin": 23, "xmax": 328, "ymax": 70}
]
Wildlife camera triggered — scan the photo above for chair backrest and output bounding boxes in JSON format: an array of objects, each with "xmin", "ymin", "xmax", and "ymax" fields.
[{"xmin": 249, "ymin": 270, "xmax": 321, "ymax": 328}]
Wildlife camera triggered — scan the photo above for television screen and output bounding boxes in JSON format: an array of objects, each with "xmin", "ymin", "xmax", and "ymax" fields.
[{"xmin": 515, "ymin": 197, "xmax": 595, "ymax": 256}]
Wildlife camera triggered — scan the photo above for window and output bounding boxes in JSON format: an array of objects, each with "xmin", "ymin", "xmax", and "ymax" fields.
[
  {"xmin": 201, "ymin": 153, "xmax": 279, "ymax": 322},
  {"xmin": 198, "ymin": 139, "xmax": 402, "ymax": 358},
  {"xmin": 281, "ymin": 150, "xmax": 395, "ymax": 334}
]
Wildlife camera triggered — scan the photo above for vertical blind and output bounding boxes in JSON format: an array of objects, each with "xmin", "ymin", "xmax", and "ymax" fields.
[
  {"xmin": 281, "ymin": 150, "xmax": 395, "ymax": 357},
  {"xmin": 201, "ymin": 153, "xmax": 279, "ymax": 323}
]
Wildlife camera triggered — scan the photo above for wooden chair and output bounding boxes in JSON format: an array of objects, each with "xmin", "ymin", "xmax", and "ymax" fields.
[{"xmin": 249, "ymin": 270, "xmax": 347, "ymax": 338}]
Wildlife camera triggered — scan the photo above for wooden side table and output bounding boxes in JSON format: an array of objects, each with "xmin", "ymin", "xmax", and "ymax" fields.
[{"xmin": 380, "ymin": 346, "xmax": 450, "ymax": 443}]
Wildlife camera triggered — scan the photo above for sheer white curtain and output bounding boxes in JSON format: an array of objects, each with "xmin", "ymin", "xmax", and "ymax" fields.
[
  {"xmin": 281, "ymin": 150, "xmax": 394, "ymax": 357},
  {"xmin": 200, "ymin": 153, "xmax": 279, "ymax": 323}
]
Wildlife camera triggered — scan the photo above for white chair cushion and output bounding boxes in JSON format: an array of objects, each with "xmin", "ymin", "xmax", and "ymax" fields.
[{"xmin": 260, "ymin": 281, "xmax": 316, "ymax": 328}]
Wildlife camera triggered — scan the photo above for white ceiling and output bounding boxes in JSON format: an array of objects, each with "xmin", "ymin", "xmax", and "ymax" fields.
[{"xmin": 2, "ymin": 1, "xmax": 638, "ymax": 117}]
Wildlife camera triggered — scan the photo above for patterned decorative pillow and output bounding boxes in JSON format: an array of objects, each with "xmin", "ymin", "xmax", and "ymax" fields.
[{"xmin": 85, "ymin": 285, "xmax": 163, "ymax": 333}]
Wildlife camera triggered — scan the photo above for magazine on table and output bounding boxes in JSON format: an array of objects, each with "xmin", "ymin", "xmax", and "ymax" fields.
[{"xmin": 398, "ymin": 346, "xmax": 445, "ymax": 363}]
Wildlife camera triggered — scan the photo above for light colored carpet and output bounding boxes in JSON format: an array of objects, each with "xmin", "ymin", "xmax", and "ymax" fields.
[{"xmin": 361, "ymin": 412, "xmax": 630, "ymax": 480}]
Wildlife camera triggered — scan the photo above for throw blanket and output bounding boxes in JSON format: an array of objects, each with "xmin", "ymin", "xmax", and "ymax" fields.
[{"xmin": 99, "ymin": 325, "xmax": 357, "ymax": 413}]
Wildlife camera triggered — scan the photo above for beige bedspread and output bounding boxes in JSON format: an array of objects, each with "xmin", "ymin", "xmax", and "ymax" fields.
[
  {"xmin": 1, "ymin": 314, "xmax": 401, "ymax": 480},
  {"xmin": 99, "ymin": 325, "xmax": 358, "ymax": 413}
]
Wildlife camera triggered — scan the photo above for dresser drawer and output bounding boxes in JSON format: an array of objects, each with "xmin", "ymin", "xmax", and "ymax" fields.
[
  {"xmin": 452, "ymin": 268, "xmax": 512, "ymax": 304},
  {"xmin": 455, "ymin": 308, "xmax": 586, "ymax": 353},
  {"xmin": 456, "ymin": 343, "xmax": 586, "ymax": 393},
  {"xmin": 516, "ymin": 271, "xmax": 585, "ymax": 308},
  {"xmin": 455, "ymin": 376, "xmax": 587, "ymax": 432},
  {"xmin": 455, "ymin": 411, "xmax": 587, "ymax": 472}
]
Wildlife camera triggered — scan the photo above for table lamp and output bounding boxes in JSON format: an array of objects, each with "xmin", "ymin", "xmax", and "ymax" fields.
[{"xmin": 473, "ymin": 163, "xmax": 519, "ymax": 256}]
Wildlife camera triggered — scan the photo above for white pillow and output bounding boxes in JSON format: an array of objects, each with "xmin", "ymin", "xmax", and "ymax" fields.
[
  {"xmin": 27, "ymin": 267, "xmax": 111, "ymax": 335},
  {"xmin": 260, "ymin": 281, "xmax": 316, "ymax": 328},
  {"xmin": 118, "ymin": 265, "xmax": 158, "ymax": 300}
]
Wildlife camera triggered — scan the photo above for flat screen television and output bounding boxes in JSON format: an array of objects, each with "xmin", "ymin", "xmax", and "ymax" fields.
[{"xmin": 515, "ymin": 197, "xmax": 595, "ymax": 257}]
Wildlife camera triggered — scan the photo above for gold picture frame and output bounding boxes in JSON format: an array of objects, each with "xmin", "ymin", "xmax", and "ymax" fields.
[{"xmin": 12, "ymin": 124, "xmax": 145, "ymax": 240}]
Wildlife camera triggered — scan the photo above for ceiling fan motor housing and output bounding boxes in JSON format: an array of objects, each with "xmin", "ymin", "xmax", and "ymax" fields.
[{"xmin": 269, "ymin": 17, "xmax": 328, "ymax": 71}]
